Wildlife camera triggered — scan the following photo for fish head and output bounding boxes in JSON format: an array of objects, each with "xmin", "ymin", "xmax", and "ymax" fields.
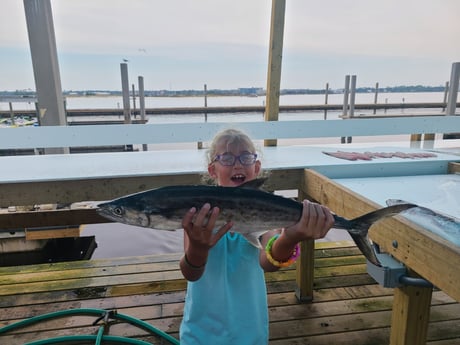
[{"xmin": 97, "ymin": 200, "xmax": 151, "ymax": 227}]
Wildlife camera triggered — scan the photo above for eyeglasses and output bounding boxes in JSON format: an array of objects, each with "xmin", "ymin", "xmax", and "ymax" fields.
[{"xmin": 213, "ymin": 152, "xmax": 258, "ymax": 166}]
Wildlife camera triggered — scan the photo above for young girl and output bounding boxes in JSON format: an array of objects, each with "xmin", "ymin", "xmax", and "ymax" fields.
[{"xmin": 179, "ymin": 128, "xmax": 334, "ymax": 344}]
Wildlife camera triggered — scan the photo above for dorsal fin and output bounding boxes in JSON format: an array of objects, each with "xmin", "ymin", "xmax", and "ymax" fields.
[{"xmin": 238, "ymin": 178, "xmax": 267, "ymax": 190}]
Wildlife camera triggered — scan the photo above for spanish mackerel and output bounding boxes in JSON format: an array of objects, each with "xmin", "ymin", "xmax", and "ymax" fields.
[{"xmin": 97, "ymin": 179, "xmax": 417, "ymax": 266}]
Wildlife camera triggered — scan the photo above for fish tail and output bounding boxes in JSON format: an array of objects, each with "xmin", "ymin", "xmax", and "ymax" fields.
[
  {"xmin": 334, "ymin": 203, "xmax": 417, "ymax": 266},
  {"xmin": 348, "ymin": 203, "xmax": 418, "ymax": 234},
  {"xmin": 349, "ymin": 233, "xmax": 381, "ymax": 266}
]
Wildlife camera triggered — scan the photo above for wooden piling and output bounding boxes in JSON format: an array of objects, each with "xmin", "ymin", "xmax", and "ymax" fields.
[
  {"xmin": 264, "ymin": 0, "xmax": 285, "ymax": 147},
  {"xmin": 138, "ymin": 76, "xmax": 147, "ymax": 152},
  {"xmin": 323, "ymin": 83, "xmax": 329, "ymax": 120},
  {"xmin": 373, "ymin": 82, "xmax": 379, "ymax": 115}
]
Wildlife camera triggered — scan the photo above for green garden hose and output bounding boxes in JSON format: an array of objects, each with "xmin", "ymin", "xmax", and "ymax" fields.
[{"xmin": 0, "ymin": 308, "xmax": 179, "ymax": 345}]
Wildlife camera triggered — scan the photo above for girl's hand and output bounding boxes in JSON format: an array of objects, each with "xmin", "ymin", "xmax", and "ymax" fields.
[
  {"xmin": 182, "ymin": 203, "xmax": 232, "ymax": 253},
  {"xmin": 284, "ymin": 200, "xmax": 334, "ymax": 243},
  {"xmin": 181, "ymin": 203, "xmax": 233, "ymax": 280}
]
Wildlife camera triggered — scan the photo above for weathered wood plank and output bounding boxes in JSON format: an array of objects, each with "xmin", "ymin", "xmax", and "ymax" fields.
[
  {"xmin": 0, "ymin": 242, "xmax": 358, "ymax": 285},
  {"xmin": 2, "ymin": 304, "xmax": 458, "ymax": 345},
  {"xmin": 269, "ymin": 319, "xmax": 460, "ymax": 345},
  {"xmin": 2, "ymin": 292, "xmax": 458, "ymax": 342},
  {"xmin": 0, "ymin": 174, "xmax": 202, "ymax": 209},
  {"xmin": 1, "ymin": 242, "xmax": 458, "ymax": 345},
  {"xmin": 0, "ymin": 252, "xmax": 183, "ymax": 275}
]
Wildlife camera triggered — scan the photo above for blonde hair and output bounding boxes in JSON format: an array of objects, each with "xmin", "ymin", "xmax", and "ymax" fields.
[
  {"xmin": 202, "ymin": 128, "xmax": 267, "ymax": 184},
  {"xmin": 205, "ymin": 128, "xmax": 257, "ymax": 164}
]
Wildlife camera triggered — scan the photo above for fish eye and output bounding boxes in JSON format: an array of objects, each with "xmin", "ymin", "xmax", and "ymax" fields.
[{"xmin": 114, "ymin": 207, "xmax": 123, "ymax": 216}]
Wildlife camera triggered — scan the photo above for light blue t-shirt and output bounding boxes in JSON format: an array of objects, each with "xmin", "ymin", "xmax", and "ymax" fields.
[{"xmin": 180, "ymin": 232, "xmax": 268, "ymax": 345}]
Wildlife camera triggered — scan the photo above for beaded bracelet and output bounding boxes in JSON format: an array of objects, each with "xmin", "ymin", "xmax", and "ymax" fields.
[{"xmin": 265, "ymin": 231, "xmax": 300, "ymax": 268}]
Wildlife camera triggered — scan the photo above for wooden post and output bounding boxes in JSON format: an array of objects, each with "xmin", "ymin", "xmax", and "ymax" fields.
[
  {"xmin": 442, "ymin": 81, "xmax": 449, "ymax": 112},
  {"xmin": 131, "ymin": 84, "xmax": 137, "ymax": 117},
  {"xmin": 138, "ymin": 76, "xmax": 147, "ymax": 151},
  {"xmin": 323, "ymin": 82, "xmax": 329, "ymax": 120},
  {"xmin": 120, "ymin": 63, "xmax": 132, "ymax": 151},
  {"xmin": 295, "ymin": 238, "xmax": 315, "ymax": 302},
  {"xmin": 295, "ymin": 171, "xmax": 315, "ymax": 302},
  {"xmin": 373, "ymin": 82, "xmax": 379, "ymax": 115},
  {"xmin": 347, "ymin": 75, "xmax": 356, "ymax": 143},
  {"xmin": 410, "ymin": 134, "xmax": 422, "ymax": 148},
  {"xmin": 342, "ymin": 75, "xmax": 350, "ymax": 118},
  {"xmin": 24, "ymin": 0, "xmax": 68, "ymax": 154},
  {"xmin": 8, "ymin": 102, "xmax": 15, "ymax": 126},
  {"xmin": 390, "ymin": 282, "xmax": 432, "ymax": 345},
  {"xmin": 120, "ymin": 63, "xmax": 131, "ymax": 124},
  {"xmin": 349, "ymin": 75, "xmax": 356, "ymax": 118},
  {"xmin": 204, "ymin": 83, "xmax": 208, "ymax": 123},
  {"xmin": 341, "ymin": 75, "xmax": 350, "ymax": 143},
  {"xmin": 264, "ymin": 0, "xmax": 286, "ymax": 147},
  {"xmin": 446, "ymin": 62, "xmax": 460, "ymax": 115},
  {"xmin": 197, "ymin": 84, "xmax": 208, "ymax": 149}
]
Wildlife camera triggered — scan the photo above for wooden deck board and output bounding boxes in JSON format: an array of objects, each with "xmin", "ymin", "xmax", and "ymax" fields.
[{"xmin": 0, "ymin": 241, "xmax": 459, "ymax": 344}]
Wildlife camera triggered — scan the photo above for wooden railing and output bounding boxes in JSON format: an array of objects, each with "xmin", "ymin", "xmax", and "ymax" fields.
[{"xmin": 1, "ymin": 115, "xmax": 459, "ymax": 150}]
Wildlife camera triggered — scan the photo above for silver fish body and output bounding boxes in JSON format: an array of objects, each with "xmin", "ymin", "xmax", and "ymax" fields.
[
  {"xmin": 386, "ymin": 199, "xmax": 460, "ymax": 246},
  {"xmin": 97, "ymin": 179, "xmax": 417, "ymax": 266}
]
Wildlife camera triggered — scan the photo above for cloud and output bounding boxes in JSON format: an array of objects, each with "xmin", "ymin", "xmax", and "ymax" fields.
[{"xmin": 1, "ymin": 0, "xmax": 459, "ymax": 90}]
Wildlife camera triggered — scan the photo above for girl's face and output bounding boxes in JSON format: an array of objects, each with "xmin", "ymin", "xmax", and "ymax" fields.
[{"xmin": 208, "ymin": 141, "xmax": 261, "ymax": 187}]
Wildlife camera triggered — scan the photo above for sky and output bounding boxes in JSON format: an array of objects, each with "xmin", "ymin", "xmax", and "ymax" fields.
[{"xmin": 0, "ymin": 0, "xmax": 459, "ymax": 91}]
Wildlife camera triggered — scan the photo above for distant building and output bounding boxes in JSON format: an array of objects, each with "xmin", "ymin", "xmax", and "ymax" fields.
[{"xmin": 238, "ymin": 87, "xmax": 264, "ymax": 96}]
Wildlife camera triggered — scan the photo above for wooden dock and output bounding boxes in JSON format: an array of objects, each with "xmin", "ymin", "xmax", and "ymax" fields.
[{"xmin": 0, "ymin": 240, "xmax": 459, "ymax": 344}]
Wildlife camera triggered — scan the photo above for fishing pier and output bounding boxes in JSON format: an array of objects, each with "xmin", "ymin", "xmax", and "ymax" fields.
[
  {"xmin": 1, "ymin": 117, "xmax": 460, "ymax": 344},
  {"xmin": 2, "ymin": 0, "xmax": 460, "ymax": 343}
]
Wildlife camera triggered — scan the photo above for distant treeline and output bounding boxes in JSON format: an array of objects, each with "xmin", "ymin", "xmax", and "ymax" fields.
[{"xmin": 1, "ymin": 85, "xmax": 446, "ymax": 99}]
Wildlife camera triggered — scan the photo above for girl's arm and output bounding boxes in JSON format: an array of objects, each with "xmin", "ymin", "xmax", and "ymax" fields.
[{"xmin": 260, "ymin": 200, "xmax": 334, "ymax": 272}]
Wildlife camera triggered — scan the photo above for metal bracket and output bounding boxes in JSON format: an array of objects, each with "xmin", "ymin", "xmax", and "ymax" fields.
[{"xmin": 366, "ymin": 249, "xmax": 433, "ymax": 288}]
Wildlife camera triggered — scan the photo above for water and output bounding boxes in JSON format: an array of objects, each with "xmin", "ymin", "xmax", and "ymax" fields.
[
  {"xmin": 1, "ymin": 91, "xmax": 447, "ymax": 113},
  {"xmin": 60, "ymin": 92, "xmax": 447, "ymax": 110},
  {"xmin": 57, "ymin": 92, "xmax": 449, "ymax": 131}
]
